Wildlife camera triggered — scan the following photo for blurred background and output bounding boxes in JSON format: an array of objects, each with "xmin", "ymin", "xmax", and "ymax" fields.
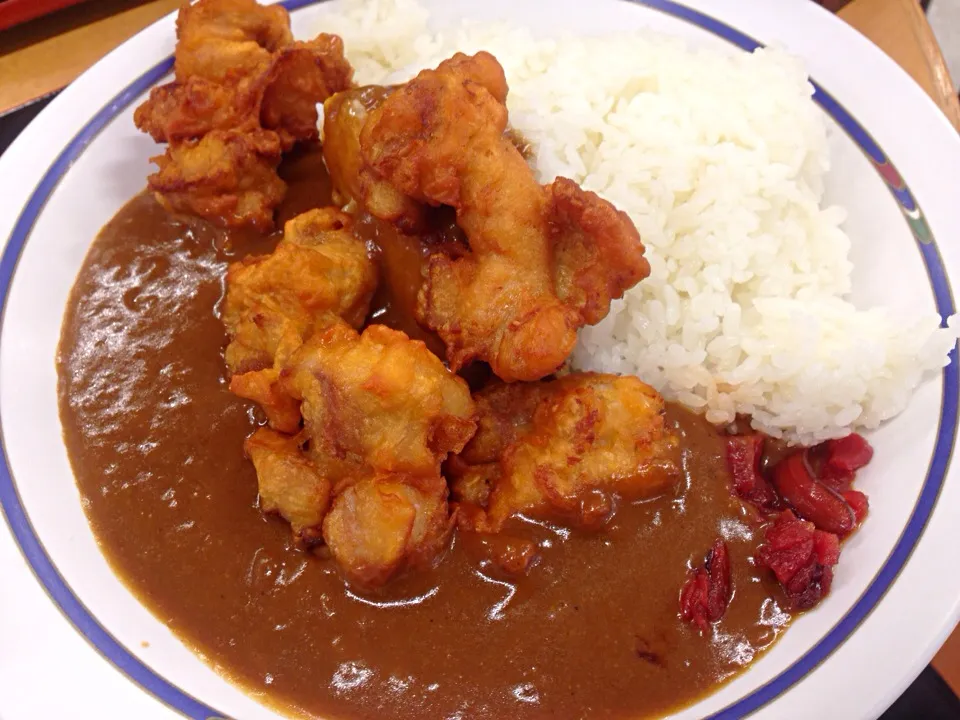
[{"xmin": 930, "ymin": 2, "xmax": 960, "ymax": 87}]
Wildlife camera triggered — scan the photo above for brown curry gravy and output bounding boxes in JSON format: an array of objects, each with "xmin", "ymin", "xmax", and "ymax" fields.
[{"xmin": 57, "ymin": 147, "xmax": 791, "ymax": 719}]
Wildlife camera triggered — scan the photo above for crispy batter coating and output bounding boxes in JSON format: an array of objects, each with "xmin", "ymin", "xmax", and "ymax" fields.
[
  {"xmin": 224, "ymin": 208, "xmax": 376, "ymax": 428},
  {"xmin": 138, "ymin": 0, "xmax": 292, "ymax": 146},
  {"xmin": 323, "ymin": 472, "xmax": 453, "ymax": 588},
  {"xmin": 262, "ymin": 36, "xmax": 354, "ymax": 149},
  {"xmin": 548, "ymin": 177, "xmax": 652, "ymax": 325},
  {"xmin": 359, "ymin": 52, "xmax": 649, "ymax": 381},
  {"xmin": 451, "ymin": 373, "xmax": 680, "ymax": 532},
  {"xmin": 134, "ymin": 76, "xmax": 258, "ymax": 143},
  {"xmin": 231, "ymin": 368, "xmax": 303, "ymax": 434},
  {"xmin": 239, "ymin": 323, "xmax": 475, "ymax": 587},
  {"xmin": 281, "ymin": 323, "xmax": 477, "ymax": 475},
  {"xmin": 174, "ymin": 0, "xmax": 292, "ymax": 83},
  {"xmin": 137, "ymin": 36, "xmax": 352, "ymax": 148},
  {"xmin": 224, "ymin": 208, "xmax": 376, "ymax": 369},
  {"xmin": 246, "ymin": 428, "xmax": 330, "ymax": 544},
  {"xmin": 455, "ymin": 381, "xmax": 549, "ymax": 467},
  {"xmin": 148, "ymin": 128, "xmax": 286, "ymax": 231},
  {"xmin": 322, "ymin": 86, "xmax": 423, "ymax": 227},
  {"xmin": 135, "ymin": 0, "xmax": 353, "ymax": 228}
]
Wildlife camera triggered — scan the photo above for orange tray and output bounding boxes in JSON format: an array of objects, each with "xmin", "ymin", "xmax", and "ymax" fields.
[{"xmin": 0, "ymin": 0, "xmax": 91, "ymax": 32}]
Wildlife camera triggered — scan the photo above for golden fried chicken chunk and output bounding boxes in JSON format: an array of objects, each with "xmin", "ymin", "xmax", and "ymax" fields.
[
  {"xmin": 240, "ymin": 323, "xmax": 475, "ymax": 587},
  {"xmin": 261, "ymin": 37, "xmax": 355, "ymax": 149},
  {"xmin": 323, "ymin": 472, "xmax": 453, "ymax": 588},
  {"xmin": 135, "ymin": 0, "xmax": 353, "ymax": 228},
  {"xmin": 548, "ymin": 178, "xmax": 653, "ymax": 325},
  {"xmin": 281, "ymin": 323, "xmax": 477, "ymax": 475},
  {"xmin": 359, "ymin": 52, "xmax": 649, "ymax": 382},
  {"xmin": 148, "ymin": 128, "xmax": 286, "ymax": 231},
  {"xmin": 451, "ymin": 373, "xmax": 680, "ymax": 532},
  {"xmin": 246, "ymin": 428, "xmax": 330, "ymax": 544},
  {"xmin": 454, "ymin": 381, "xmax": 549, "ymax": 469},
  {"xmin": 232, "ymin": 368, "xmax": 304, "ymax": 434},
  {"xmin": 174, "ymin": 0, "xmax": 292, "ymax": 83},
  {"xmin": 138, "ymin": 0, "xmax": 291, "ymax": 146},
  {"xmin": 134, "ymin": 76, "xmax": 257, "ymax": 143},
  {"xmin": 137, "ymin": 36, "xmax": 352, "ymax": 148},
  {"xmin": 322, "ymin": 86, "xmax": 424, "ymax": 229},
  {"xmin": 224, "ymin": 209, "xmax": 376, "ymax": 429},
  {"xmin": 223, "ymin": 208, "xmax": 376, "ymax": 370}
]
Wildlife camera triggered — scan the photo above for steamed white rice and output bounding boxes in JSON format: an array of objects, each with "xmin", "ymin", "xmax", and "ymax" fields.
[{"xmin": 318, "ymin": 0, "xmax": 959, "ymax": 444}]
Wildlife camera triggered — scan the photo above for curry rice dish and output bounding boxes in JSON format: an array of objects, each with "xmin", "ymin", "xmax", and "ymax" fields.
[{"xmin": 58, "ymin": 0, "xmax": 898, "ymax": 718}]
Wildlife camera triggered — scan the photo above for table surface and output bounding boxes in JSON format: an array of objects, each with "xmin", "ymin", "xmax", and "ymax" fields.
[{"xmin": 0, "ymin": 0, "xmax": 959, "ymax": 704}]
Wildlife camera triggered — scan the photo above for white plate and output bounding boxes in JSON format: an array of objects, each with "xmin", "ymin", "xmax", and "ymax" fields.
[{"xmin": 1, "ymin": 0, "xmax": 958, "ymax": 718}]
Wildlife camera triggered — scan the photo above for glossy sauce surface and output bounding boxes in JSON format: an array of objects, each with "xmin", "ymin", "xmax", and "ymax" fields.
[{"xmin": 58, "ymin": 149, "xmax": 790, "ymax": 719}]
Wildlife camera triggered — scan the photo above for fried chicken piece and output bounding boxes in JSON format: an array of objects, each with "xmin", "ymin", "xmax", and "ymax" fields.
[
  {"xmin": 322, "ymin": 472, "xmax": 453, "ymax": 588},
  {"xmin": 137, "ymin": 35, "xmax": 352, "ymax": 148},
  {"xmin": 135, "ymin": 0, "xmax": 353, "ymax": 228},
  {"xmin": 242, "ymin": 323, "xmax": 475, "ymax": 587},
  {"xmin": 246, "ymin": 428, "xmax": 330, "ymax": 544},
  {"xmin": 359, "ymin": 52, "xmax": 649, "ymax": 381},
  {"xmin": 224, "ymin": 208, "xmax": 377, "ymax": 428},
  {"xmin": 141, "ymin": 0, "xmax": 291, "ymax": 143},
  {"xmin": 322, "ymin": 86, "xmax": 423, "ymax": 228},
  {"xmin": 231, "ymin": 368, "xmax": 303, "ymax": 434},
  {"xmin": 148, "ymin": 128, "xmax": 286, "ymax": 231},
  {"xmin": 548, "ymin": 178, "xmax": 653, "ymax": 325},
  {"xmin": 223, "ymin": 208, "xmax": 376, "ymax": 370},
  {"xmin": 451, "ymin": 373, "xmax": 680, "ymax": 532},
  {"xmin": 447, "ymin": 381, "xmax": 552, "ymax": 521},
  {"xmin": 174, "ymin": 0, "xmax": 292, "ymax": 84},
  {"xmin": 455, "ymin": 381, "xmax": 550, "ymax": 466},
  {"xmin": 262, "ymin": 36, "xmax": 354, "ymax": 150},
  {"xmin": 135, "ymin": 76, "xmax": 259, "ymax": 143},
  {"xmin": 280, "ymin": 323, "xmax": 477, "ymax": 475}
]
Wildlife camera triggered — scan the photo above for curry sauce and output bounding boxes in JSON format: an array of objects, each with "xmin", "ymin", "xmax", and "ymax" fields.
[{"xmin": 57, "ymin": 148, "xmax": 791, "ymax": 720}]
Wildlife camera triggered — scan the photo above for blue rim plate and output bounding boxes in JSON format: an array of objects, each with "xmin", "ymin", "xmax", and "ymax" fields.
[{"xmin": 0, "ymin": 1, "xmax": 958, "ymax": 718}]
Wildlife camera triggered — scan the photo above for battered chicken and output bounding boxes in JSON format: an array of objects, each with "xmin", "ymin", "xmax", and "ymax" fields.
[
  {"xmin": 134, "ymin": 0, "xmax": 353, "ymax": 228},
  {"xmin": 281, "ymin": 323, "xmax": 477, "ymax": 476},
  {"xmin": 246, "ymin": 428, "xmax": 330, "ymax": 545},
  {"xmin": 224, "ymin": 208, "xmax": 376, "ymax": 370},
  {"xmin": 199, "ymin": 42, "xmax": 664, "ymax": 591},
  {"xmin": 450, "ymin": 373, "xmax": 681, "ymax": 532},
  {"xmin": 135, "ymin": 76, "xmax": 258, "ymax": 143},
  {"xmin": 259, "ymin": 36, "xmax": 355, "ymax": 149},
  {"xmin": 147, "ymin": 128, "xmax": 286, "ymax": 230},
  {"xmin": 359, "ymin": 52, "xmax": 649, "ymax": 381},
  {"xmin": 138, "ymin": 36, "xmax": 352, "ymax": 147},
  {"xmin": 224, "ymin": 208, "xmax": 377, "ymax": 429},
  {"xmin": 244, "ymin": 323, "xmax": 476, "ymax": 587},
  {"xmin": 174, "ymin": 0, "xmax": 292, "ymax": 83},
  {"xmin": 323, "ymin": 472, "xmax": 453, "ymax": 588},
  {"xmin": 136, "ymin": 0, "xmax": 291, "ymax": 143}
]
